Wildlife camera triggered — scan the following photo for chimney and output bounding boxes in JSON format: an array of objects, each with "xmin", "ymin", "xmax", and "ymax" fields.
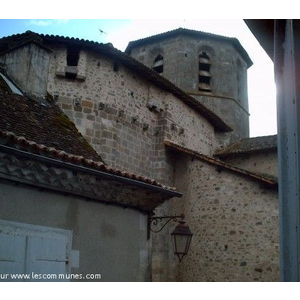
[{"xmin": 0, "ymin": 31, "xmax": 51, "ymax": 98}]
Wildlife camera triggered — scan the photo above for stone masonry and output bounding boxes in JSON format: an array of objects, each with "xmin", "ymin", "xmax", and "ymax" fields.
[
  {"xmin": 127, "ymin": 29, "xmax": 252, "ymax": 145},
  {"xmin": 45, "ymin": 43, "xmax": 222, "ymax": 281},
  {"xmin": 47, "ymin": 46, "xmax": 216, "ymax": 185},
  {"xmin": 171, "ymin": 154, "xmax": 279, "ymax": 281},
  {"xmin": 220, "ymin": 151, "xmax": 278, "ymax": 180}
]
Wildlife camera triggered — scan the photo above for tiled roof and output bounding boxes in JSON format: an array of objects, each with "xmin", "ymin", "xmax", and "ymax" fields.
[
  {"xmin": 0, "ymin": 78, "xmax": 178, "ymax": 192},
  {"xmin": 125, "ymin": 27, "xmax": 253, "ymax": 68},
  {"xmin": 0, "ymin": 84, "xmax": 103, "ymax": 162},
  {"xmin": 164, "ymin": 139, "xmax": 277, "ymax": 187},
  {"xmin": 215, "ymin": 135, "xmax": 277, "ymax": 157},
  {"xmin": 0, "ymin": 30, "xmax": 51, "ymax": 54},
  {"xmin": 0, "ymin": 37, "xmax": 180, "ymax": 198},
  {"xmin": 0, "ymin": 30, "xmax": 102, "ymax": 54},
  {"xmin": 0, "ymin": 130, "xmax": 178, "ymax": 193},
  {"xmin": 0, "ymin": 31, "xmax": 232, "ymax": 132}
]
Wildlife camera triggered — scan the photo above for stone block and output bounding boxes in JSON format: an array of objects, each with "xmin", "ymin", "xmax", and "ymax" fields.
[
  {"xmin": 86, "ymin": 128, "xmax": 94, "ymax": 137},
  {"xmin": 82, "ymin": 100, "xmax": 94, "ymax": 108}
]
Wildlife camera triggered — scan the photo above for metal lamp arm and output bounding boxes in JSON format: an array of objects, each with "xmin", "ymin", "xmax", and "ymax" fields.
[{"xmin": 147, "ymin": 214, "xmax": 185, "ymax": 239}]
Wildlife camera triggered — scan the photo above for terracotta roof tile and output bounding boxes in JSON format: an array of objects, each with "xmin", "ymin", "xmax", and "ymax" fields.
[
  {"xmin": 0, "ymin": 130, "xmax": 178, "ymax": 192},
  {"xmin": 0, "ymin": 87, "xmax": 104, "ymax": 162}
]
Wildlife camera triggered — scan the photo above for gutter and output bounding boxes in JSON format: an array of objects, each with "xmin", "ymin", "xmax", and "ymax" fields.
[{"xmin": 0, "ymin": 144, "xmax": 182, "ymax": 198}]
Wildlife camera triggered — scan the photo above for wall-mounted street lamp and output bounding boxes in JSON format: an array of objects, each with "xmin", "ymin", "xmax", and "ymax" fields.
[{"xmin": 148, "ymin": 214, "xmax": 193, "ymax": 262}]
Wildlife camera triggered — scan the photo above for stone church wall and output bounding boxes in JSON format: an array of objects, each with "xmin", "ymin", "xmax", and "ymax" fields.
[
  {"xmin": 129, "ymin": 33, "xmax": 250, "ymax": 144},
  {"xmin": 130, "ymin": 35, "xmax": 249, "ymax": 107},
  {"xmin": 171, "ymin": 154, "xmax": 279, "ymax": 281},
  {"xmin": 47, "ymin": 45, "xmax": 216, "ymax": 185},
  {"xmin": 219, "ymin": 151, "xmax": 278, "ymax": 180},
  {"xmin": 43, "ymin": 41, "xmax": 278, "ymax": 282},
  {"xmin": 0, "ymin": 31, "xmax": 280, "ymax": 282}
]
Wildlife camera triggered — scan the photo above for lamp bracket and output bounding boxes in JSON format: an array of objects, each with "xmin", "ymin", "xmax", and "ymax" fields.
[{"xmin": 147, "ymin": 214, "xmax": 185, "ymax": 239}]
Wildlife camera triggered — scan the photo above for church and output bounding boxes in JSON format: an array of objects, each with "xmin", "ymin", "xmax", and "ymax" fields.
[{"xmin": 0, "ymin": 28, "xmax": 279, "ymax": 281}]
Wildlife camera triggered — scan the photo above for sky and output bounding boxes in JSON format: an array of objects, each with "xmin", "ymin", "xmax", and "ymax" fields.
[{"xmin": 0, "ymin": 18, "xmax": 277, "ymax": 138}]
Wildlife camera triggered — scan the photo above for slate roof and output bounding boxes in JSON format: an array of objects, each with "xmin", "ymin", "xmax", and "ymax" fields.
[
  {"xmin": 215, "ymin": 135, "xmax": 277, "ymax": 158},
  {"xmin": 125, "ymin": 27, "xmax": 253, "ymax": 68},
  {"xmin": 0, "ymin": 30, "xmax": 232, "ymax": 132}
]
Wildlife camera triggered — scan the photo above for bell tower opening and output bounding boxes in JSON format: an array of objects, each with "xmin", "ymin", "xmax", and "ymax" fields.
[
  {"xmin": 153, "ymin": 54, "xmax": 164, "ymax": 74},
  {"xmin": 198, "ymin": 52, "xmax": 211, "ymax": 92}
]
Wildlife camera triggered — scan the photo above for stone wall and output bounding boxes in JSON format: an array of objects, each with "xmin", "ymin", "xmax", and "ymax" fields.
[
  {"xmin": 45, "ymin": 43, "xmax": 279, "ymax": 282},
  {"xmin": 47, "ymin": 45, "xmax": 216, "ymax": 185},
  {"xmin": 0, "ymin": 43, "xmax": 50, "ymax": 97},
  {"xmin": 0, "ymin": 33, "xmax": 280, "ymax": 282},
  {"xmin": 129, "ymin": 33, "xmax": 250, "ymax": 144},
  {"xmin": 194, "ymin": 94, "xmax": 250, "ymax": 145},
  {"xmin": 130, "ymin": 35, "xmax": 249, "ymax": 106},
  {"xmin": 171, "ymin": 153, "xmax": 279, "ymax": 281},
  {"xmin": 219, "ymin": 151, "xmax": 278, "ymax": 179},
  {"xmin": 45, "ymin": 45, "xmax": 221, "ymax": 282}
]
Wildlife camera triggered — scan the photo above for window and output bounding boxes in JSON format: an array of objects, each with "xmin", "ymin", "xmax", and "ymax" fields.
[
  {"xmin": 153, "ymin": 54, "xmax": 164, "ymax": 74},
  {"xmin": 65, "ymin": 45, "xmax": 81, "ymax": 80},
  {"xmin": 198, "ymin": 52, "xmax": 211, "ymax": 92},
  {"xmin": 67, "ymin": 45, "xmax": 80, "ymax": 67}
]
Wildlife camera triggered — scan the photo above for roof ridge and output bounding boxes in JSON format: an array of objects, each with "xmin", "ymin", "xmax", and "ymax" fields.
[
  {"xmin": 0, "ymin": 30, "xmax": 52, "ymax": 55},
  {"xmin": 244, "ymin": 134, "xmax": 277, "ymax": 140},
  {"xmin": 128, "ymin": 27, "xmax": 237, "ymax": 45},
  {"xmin": 0, "ymin": 30, "xmax": 98, "ymax": 44},
  {"xmin": 215, "ymin": 134, "xmax": 278, "ymax": 157},
  {"xmin": 125, "ymin": 27, "xmax": 253, "ymax": 68}
]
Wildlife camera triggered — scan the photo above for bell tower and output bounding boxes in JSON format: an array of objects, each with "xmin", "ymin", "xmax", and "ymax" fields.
[{"xmin": 126, "ymin": 28, "xmax": 253, "ymax": 146}]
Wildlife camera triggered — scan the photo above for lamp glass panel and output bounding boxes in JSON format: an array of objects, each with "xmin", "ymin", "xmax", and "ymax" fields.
[{"xmin": 173, "ymin": 234, "xmax": 189, "ymax": 254}]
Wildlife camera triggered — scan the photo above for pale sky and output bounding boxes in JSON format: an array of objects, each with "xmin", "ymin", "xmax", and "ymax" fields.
[{"xmin": 0, "ymin": 18, "xmax": 277, "ymax": 138}]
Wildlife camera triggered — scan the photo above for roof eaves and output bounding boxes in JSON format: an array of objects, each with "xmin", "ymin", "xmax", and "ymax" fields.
[
  {"xmin": 164, "ymin": 139, "xmax": 278, "ymax": 188},
  {"xmin": 0, "ymin": 130, "xmax": 180, "ymax": 195},
  {"xmin": 214, "ymin": 135, "xmax": 278, "ymax": 157}
]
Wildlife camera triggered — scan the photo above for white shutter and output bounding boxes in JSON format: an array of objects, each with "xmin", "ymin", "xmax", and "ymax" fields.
[
  {"xmin": 0, "ymin": 220, "xmax": 74, "ymax": 282},
  {"xmin": 26, "ymin": 236, "xmax": 69, "ymax": 282},
  {"xmin": 0, "ymin": 233, "xmax": 26, "ymax": 282}
]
